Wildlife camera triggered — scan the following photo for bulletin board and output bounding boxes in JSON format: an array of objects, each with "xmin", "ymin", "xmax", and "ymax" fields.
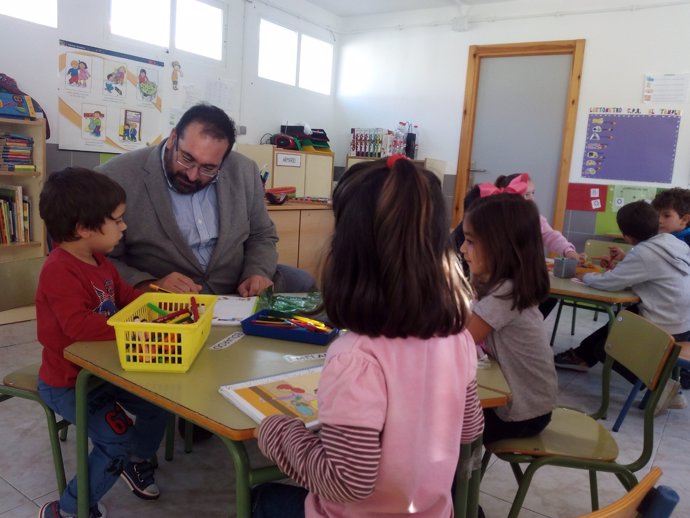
[
  {"xmin": 581, "ymin": 113, "xmax": 680, "ymax": 183},
  {"xmin": 57, "ymin": 40, "xmax": 165, "ymax": 153}
]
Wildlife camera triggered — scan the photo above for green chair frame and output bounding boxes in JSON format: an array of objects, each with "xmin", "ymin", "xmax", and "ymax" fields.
[
  {"xmin": 482, "ymin": 310, "xmax": 679, "ymax": 518},
  {"xmin": 0, "ymin": 363, "xmax": 70, "ymax": 493}
]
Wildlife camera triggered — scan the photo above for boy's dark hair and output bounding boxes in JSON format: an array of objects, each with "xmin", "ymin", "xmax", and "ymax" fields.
[
  {"xmin": 652, "ymin": 188, "xmax": 690, "ymax": 226},
  {"xmin": 616, "ymin": 200, "xmax": 658, "ymax": 242},
  {"xmin": 321, "ymin": 158, "xmax": 471, "ymax": 339},
  {"xmin": 175, "ymin": 103, "xmax": 236, "ymax": 156},
  {"xmin": 464, "ymin": 193, "xmax": 549, "ymax": 311},
  {"xmin": 39, "ymin": 167, "xmax": 126, "ymax": 243}
]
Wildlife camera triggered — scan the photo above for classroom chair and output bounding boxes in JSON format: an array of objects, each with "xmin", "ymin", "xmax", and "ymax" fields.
[
  {"xmin": 611, "ymin": 339, "xmax": 690, "ymax": 432},
  {"xmin": 0, "ymin": 363, "xmax": 70, "ymax": 493},
  {"xmin": 577, "ymin": 467, "xmax": 679, "ymax": 518},
  {"xmin": 481, "ymin": 310, "xmax": 679, "ymax": 518},
  {"xmin": 549, "ymin": 240, "xmax": 633, "ymax": 346}
]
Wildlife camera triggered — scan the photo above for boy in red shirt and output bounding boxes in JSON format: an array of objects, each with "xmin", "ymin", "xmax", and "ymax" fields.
[{"xmin": 36, "ymin": 168, "xmax": 168, "ymax": 518}]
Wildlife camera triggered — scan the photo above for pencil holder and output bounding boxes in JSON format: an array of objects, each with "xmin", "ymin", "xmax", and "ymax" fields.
[
  {"xmin": 553, "ymin": 257, "xmax": 577, "ymax": 278},
  {"xmin": 241, "ymin": 309, "xmax": 339, "ymax": 346},
  {"xmin": 108, "ymin": 293, "xmax": 218, "ymax": 373}
]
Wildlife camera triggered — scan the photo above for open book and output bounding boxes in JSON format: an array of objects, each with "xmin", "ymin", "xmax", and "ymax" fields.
[{"xmin": 218, "ymin": 366, "xmax": 322, "ymax": 429}]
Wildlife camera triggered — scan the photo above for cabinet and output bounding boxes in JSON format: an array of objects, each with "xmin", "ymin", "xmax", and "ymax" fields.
[
  {"xmin": 237, "ymin": 144, "xmax": 334, "ymax": 198},
  {"xmin": 267, "ymin": 202, "xmax": 334, "ymax": 280},
  {"xmin": 0, "ymin": 117, "xmax": 47, "ymax": 323}
]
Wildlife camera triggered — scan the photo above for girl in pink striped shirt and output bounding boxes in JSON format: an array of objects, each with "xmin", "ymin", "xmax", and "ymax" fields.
[{"xmin": 254, "ymin": 155, "xmax": 484, "ymax": 518}]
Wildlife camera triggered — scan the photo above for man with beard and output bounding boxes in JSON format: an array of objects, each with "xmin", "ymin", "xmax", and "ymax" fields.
[{"xmin": 98, "ymin": 103, "xmax": 314, "ymax": 297}]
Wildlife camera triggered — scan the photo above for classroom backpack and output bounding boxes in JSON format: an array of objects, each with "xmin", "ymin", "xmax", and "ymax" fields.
[{"xmin": 0, "ymin": 72, "xmax": 50, "ymax": 138}]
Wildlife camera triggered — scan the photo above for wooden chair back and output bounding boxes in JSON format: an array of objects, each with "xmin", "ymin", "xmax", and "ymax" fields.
[
  {"xmin": 584, "ymin": 239, "xmax": 632, "ymax": 263},
  {"xmin": 604, "ymin": 310, "xmax": 675, "ymax": 391},
  {"xmin": 0, "ymin": 255, "xmax": 45, "ymax": 312}
]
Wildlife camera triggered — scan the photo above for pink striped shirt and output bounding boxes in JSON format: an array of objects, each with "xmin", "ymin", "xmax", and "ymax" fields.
[{"xmin": 258, "ymin": 330, "xmax": 481, "ymax": 517}]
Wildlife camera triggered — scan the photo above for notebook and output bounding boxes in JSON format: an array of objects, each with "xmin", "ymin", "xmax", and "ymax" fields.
[
  {"xmin": 218, "ymin": 365, "xmax": 322, "ymax": 429},
  {"xmin": 211, "ymin": 295, "xmax": 259, "ymax": 326}
]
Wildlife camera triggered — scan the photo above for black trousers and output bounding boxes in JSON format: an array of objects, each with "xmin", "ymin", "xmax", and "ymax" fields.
[{"xmin": 482, "ymin": 408, "xmax": 552, "ymax": 445}]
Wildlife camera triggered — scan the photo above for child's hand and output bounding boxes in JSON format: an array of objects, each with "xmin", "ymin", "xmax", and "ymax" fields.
[
  {"xmin": 575, "ymin": 271, "xmax": 587, "ymax": 280},
  {"xmin": 565, "ymin": 251, "xmax": 584, "ymax": 264},
  {"xmin": 609, "ymin": 246, "xmax": 626, "ymax": 263}
]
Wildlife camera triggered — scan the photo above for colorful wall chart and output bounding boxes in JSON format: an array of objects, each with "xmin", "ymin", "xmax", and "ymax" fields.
[
  {"xmin": 58, "ymin": 40, "xmax": 164, "ymax": 153},
  {"xmin": 581, "ymin": 112, "xmax": 680, "ymax": 183}
]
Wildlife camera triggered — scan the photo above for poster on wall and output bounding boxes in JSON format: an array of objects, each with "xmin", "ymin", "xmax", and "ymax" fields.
[
  {"xmin": 580, "ymin": 111, "xmax": 681, "ymax": 183},
  {"xmin": 58, "ymin": 40, "xmax": 164, "ymax": 153}
]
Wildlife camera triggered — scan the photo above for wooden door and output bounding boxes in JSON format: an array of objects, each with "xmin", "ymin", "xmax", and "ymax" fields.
[{"xmin": 452, "ymin": 40, "xmax": 585, "ymax": 230}]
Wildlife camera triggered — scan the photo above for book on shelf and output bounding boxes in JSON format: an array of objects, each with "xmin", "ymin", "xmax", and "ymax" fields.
[
  {"xmin": 218, "ymin": 365, "xmax": 322, "ymax": 429},
  {"xmin": 0, "ymin": 184, "xmax": 24, "ymax": 243}
]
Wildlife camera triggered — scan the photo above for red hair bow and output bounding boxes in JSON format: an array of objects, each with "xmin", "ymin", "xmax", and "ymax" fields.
[
  {"xmin": 386, "ymin": 154, "xmax": 408, "ymax": 169},
  {"xmin": 478, "ymin": 173, "xmax": 530, "ymax": 198}
]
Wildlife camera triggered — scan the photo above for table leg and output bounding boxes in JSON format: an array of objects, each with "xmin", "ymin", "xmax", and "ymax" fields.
[
  {"xmin": 219, "ymin": 436, "xmax": 285, "ymax": 518},
  {"xmin": 75, "ymin": 369, "xmax": 92, "ymax": 518}
]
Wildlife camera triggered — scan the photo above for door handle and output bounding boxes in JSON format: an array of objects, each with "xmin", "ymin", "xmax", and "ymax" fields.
[{"xmin": 470, "ymin": 169, "xmax": 487, "ymax": 173}]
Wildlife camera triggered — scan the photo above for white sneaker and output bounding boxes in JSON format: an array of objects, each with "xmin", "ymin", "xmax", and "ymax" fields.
[
  {"xmin": 655, "ymin": 380, "xmax": 681, "ymax": 416},
  {"xmin": 669, "ymin": 392, "xmax": 687, "ymax": 410}
]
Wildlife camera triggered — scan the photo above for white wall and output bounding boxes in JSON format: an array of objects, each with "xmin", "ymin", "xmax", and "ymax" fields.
[
  {"xmin": 2, "ymin": 0, "xmax": 689, "ymax": 189},
  {"xmin": 0, "ymin": 0, "xmax": 337, "ymax": 148},
  {"xmin": 238, "ymin": 0, "xmax": 339, "ymax": 145},
  {"xmin": 335, "ymin": 0, "xmax": 690, "ymax": 186}
]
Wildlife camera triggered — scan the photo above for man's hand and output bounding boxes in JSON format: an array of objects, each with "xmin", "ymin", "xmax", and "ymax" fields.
[
  {"xmin": 238, "ymin": 275, "xmax": 273, "ymax": 297},
  {"xmin": 155, "ymin": 272, "xmax": 202, "ymax": 294}
]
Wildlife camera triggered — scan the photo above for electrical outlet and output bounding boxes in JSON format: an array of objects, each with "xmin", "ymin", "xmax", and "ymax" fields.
[{"xmin": 238, "ymin": 125, "xmax": 247, "ymax": 135}]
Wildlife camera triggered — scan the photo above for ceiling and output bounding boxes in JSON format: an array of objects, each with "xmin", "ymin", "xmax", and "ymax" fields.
[{"xmin": 307, "ymin": 0, "xmax": 510, "ymax": 17}]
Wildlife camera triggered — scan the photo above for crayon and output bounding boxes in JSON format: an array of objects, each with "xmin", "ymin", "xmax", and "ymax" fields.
[
  {"xmin": 149, "ymin": 283, "xmax": 173, "ymax": 293},
  {"xmin": 190, "ymin": 296, "xmax": 200, "ymax": 321},
  {"xmin": 153, "ymin": 308, "xmax": 190, "ymax": 323},
  {"xmin": 146, "ymin": 302, "xmax": 168, "ymax": 316}
]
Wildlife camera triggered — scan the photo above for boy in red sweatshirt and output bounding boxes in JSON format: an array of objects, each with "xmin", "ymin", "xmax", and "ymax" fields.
[{"xmin": 36, "ymin": 168, "xmax": 168, "ymax": 518}]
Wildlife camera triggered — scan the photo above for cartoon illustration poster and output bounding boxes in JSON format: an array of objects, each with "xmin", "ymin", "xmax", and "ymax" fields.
[{"xmin": 58, "ymin": 40, "xmax": 164, "ymax": 153}]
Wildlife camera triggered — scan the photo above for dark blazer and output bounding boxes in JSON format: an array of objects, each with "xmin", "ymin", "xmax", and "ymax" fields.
[{"xmin": 97, "ymin": 140, "xmax": 278, "ymax": 294}]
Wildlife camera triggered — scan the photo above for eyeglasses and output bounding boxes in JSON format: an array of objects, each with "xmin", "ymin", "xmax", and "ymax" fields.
[{"xmin": 174, "ymin": 139, "xmax": 220, "ymax": 178}]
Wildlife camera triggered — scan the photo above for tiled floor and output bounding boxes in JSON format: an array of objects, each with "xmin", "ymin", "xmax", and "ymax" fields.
[{"xmin": 1, "ymin": 305, "xmax": 688, "ymax": 517}]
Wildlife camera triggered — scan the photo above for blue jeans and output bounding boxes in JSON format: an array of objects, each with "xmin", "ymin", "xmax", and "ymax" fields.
[
  {"xmin": 252, "ymin": 483, "xmax": 307, "ymax": 518},
  {"xmin": 38, "ymin": 379, "xmax": 169, "ymax": 515},
  {"xmin": 273, "ymin": 264, "xmax": 316, "ymax": 293}
]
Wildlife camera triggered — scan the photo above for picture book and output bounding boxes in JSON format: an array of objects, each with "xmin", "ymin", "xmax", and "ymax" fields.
[
  {"xmin": 218, "ymin": 365, "xmax": 322, "ymax": 429},
  {"xmin": 212, "ymin": 295, "xmax": 258, "ymax": 326}
]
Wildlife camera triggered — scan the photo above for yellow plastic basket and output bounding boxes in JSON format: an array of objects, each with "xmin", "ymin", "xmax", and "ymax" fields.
[{"xmin": 107, "ymin": 293, "xmax": 218, "ymax": 373}]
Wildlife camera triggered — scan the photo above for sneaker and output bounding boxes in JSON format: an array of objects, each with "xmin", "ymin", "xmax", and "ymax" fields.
[
  {"xmin": 680, "ymin": 368, "xmax": 690, "ymax": 390},
  {"xmin": 554, "ymin": 349, "xmax": 589, "ymax": 372},
  {"xmin": 120, "ymin": 460, "xmax": 160, "ymax": 500},
  {"xmin": 38, "ymin": 501, "xmax": 107, "ymax": 518},
  {"xmin": 654, "ymin": 380, "xmax": 681, "ymax": 416},
  {"xmin": 669, "ymin": 392, "xmax": 687, "ymax": 410}
]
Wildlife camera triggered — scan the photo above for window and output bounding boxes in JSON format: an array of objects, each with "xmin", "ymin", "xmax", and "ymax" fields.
[
  {"xmin": 175, "ymin": 0, "xmax": 223, "ymax": 61},
  {"xmin": 111, "ymin": 0, "xmax": 170, "ymax": 47},
  {"xmin": 258, "ymin": 19, "xmax": 333, "ymax": 95},
  {"xmin": 0, "ymin": 0, "xmax": 57, "ymax": 28},
  {"xmin": 258, "ymin": 19, "xmax": 298, "ymax": 86},
  {"xmin": 111, "ymin": 0, "xmax": 223, "ymax": 59},
  {"xmin": 299, "ymin": 35, "xmax": 333, "ymax": 95}
]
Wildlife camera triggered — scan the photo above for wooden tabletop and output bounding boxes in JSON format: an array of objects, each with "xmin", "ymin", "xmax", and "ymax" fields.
[
  {"xmin": 65, "ymin": 328, "xmax": 511, "ymax": 440},
  {"xmin": 549, "ymin": 274, "xmax": 640, "ymax": 305}
]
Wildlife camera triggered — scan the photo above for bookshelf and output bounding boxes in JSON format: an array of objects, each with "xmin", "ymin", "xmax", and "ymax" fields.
[{"xmin": 0, "ymin": 117, "xmax": 46, "ymax": 324}]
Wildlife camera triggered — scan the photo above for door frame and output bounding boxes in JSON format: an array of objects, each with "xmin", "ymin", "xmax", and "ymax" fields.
[{"xmin": 451, "ymin": 39, "xmax": 586, "ymax": 229}]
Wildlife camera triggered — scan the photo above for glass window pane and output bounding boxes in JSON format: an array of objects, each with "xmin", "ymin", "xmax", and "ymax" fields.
[
  {"xmin": 298, "ymin": 35, "xmax": 333, "ymax": 95},
  {"xmin": 0, "ymin": 0, "xmax": 57, "ymax": 28},
  {"xmin": 111, "ymin": 0, "xmax": 170, "ymax": 47},
  {"xmin": 175, "ymin": 0, "xmax": 223, "ymax": 61},
  {"xmin": 258, "ymin": 19, "xmax": 297, "ymax": 86}
]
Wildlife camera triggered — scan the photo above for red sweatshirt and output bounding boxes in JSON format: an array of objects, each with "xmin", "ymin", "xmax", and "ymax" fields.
[{"xmin": 36, "ymin": 246, "xmax": 142, "ymax": 387}]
